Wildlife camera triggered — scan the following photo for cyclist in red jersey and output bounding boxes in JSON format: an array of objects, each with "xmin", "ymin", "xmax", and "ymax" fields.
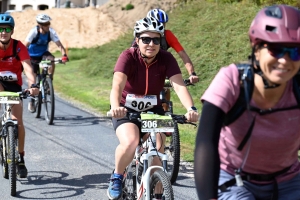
[
  {"xmin": 107, "ymin": 16, "xmax": 199, "ymax": 200},
  {"xmin": 147, "ymin": 8, "xmax": 198, "ymax": 112},
  {"xmin": 0, "ymin": 14, "xmax": 39, "ymax": 178}
]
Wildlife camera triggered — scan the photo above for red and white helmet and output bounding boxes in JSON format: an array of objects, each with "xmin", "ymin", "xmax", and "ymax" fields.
[
  {"xmin": 249, "ymin": 5, "xmax": 300, "ymax": 45},
  {"xmin": 36, "ymin": 14, "xmax": 52, "ymax": 23}
]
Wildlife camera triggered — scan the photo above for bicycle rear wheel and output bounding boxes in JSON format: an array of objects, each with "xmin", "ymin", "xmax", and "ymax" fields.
[
  {"xmin": 0, "ymin": 135, "xmax": 8, "ymax": 179},
  {"xmin": 43, "ymin": 77, "xmax": 55, "ymax": 125},
  {"xmin": 122, "ymin": 160, "xmax": 137, "ymax": 200},
  {"xmin": 150, "ymin": 169, "xmax": 174, "ymax": 200},
  {"xmin": 35, "ymin": 91, "xmax": 42, "ymax": 118},
  {"xmin": 164, "ymin": 122, "xmax": 180, "ymax": 184},
  {"xmin": 8, "ymin": 126, "xmax": 16, "ymax": 196}
]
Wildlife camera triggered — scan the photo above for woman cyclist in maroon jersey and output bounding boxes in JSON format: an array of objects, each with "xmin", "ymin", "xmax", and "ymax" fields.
[{"xmin": 107, "ymin": 16, "xmax": 199, "ymax": 200}]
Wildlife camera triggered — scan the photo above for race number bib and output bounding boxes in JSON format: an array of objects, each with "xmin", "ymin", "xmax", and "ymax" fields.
[
  {"xmin": 141, "ymin": 113, "xmax": 174, "ymax": 133},
  {"xmin": 0, "ymin": 71, "xmax": 18, "ymax": 81},
  {"xmin": 125, "ymin": 94, "xmax": 157, "ymax": 112}
]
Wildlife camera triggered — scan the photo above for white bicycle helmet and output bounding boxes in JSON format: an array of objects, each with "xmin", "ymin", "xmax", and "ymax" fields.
[
  {"xmin": 36, "ymin": 14, "xmax": 52, "ymax": 23},
  {"xmin": 147, "ymin": 9, "xmax": 168, "ymax": 23},
  {"xmin": 133, "ymin": 17, "xmax": 164, "ymax": 37}
]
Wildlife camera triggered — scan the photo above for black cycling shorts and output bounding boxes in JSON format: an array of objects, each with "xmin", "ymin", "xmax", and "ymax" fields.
[
  {"xmin": 30, "ymin": 51, "xmax": 54, "ymax": 74},
  {"xmin": 0, "ymin": 81, "xmax": 22, "ymax": 92},
  {"xmin": 112, "ymin": 105, "xmax": 165, "ymax": 137}
]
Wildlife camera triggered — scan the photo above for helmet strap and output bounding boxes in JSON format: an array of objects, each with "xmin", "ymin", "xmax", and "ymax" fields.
[{"xmin": 251, "ymin": 46, "xmax": 280, "ymax": 89}]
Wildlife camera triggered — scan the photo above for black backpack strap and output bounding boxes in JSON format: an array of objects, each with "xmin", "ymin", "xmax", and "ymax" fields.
[
  {"xmin": 223, "ymin": 63, "xmax": 254, "ymax": 125},
  {"xmin": 160, "ymin": 36, "xmax": 169, "ymax": 50},
  {"xmin": 12, "ymin": 39, "xmax": 20, "ymax": 61},
  {"xmin": 292, "ymin": 73, "xmax": 300, "ymax": 107},
  {"xmin": 31, "ymin": 26, "xmax": 40, "ymax": 44}
]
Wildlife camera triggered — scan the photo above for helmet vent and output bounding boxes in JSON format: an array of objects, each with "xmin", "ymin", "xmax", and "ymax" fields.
[
  {"xmin": 265, "ymin": 6, "xmax": 282, "ymax": 19},
  {"xmin": 266, "ymin": 25, "xmax": 277, "ymax": 33}
]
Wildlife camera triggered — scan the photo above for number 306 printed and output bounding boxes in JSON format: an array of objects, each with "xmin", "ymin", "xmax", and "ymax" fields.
[{"xmin": 142, "ymin": 120, "xmax": 157, "ymax": 128}]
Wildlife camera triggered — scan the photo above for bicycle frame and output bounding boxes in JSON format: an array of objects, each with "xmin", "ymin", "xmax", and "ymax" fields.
[
  {"xmin": 0, "ymin": 92, "xmax": 23, "ymax": 196},
  {"xmin": 136, "ymin": 131, "xmax": 169, "ymax": 199}
]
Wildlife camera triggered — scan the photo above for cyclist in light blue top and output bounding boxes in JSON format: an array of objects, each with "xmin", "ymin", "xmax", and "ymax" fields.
[{"xmin": 24, "ymin": 14, "xmax": 68, "ymax": 112}]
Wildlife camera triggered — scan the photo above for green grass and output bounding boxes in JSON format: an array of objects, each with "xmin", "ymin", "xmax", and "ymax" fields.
[{"xmin": 53, "ymin": 1, "xmax": 264, "ymax": 162}]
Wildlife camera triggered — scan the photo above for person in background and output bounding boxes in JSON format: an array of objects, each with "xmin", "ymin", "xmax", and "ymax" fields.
[
  {"xmin": 24, "ymin": 13, "xmax": 68, "ymax": 113},
  {"xmin": 0, "ymin": 14, "xmax": 39, "ymax": 178},
  {"xmin": 147, "ymin": 8, "xmax": 199, "ymax": 111},
  {"xmin": 194, "ymin": 4, "xmax": 300, "ymax": 200}
]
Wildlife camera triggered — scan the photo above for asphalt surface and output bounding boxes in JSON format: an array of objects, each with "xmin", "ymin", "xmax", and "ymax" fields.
[{"xmin": 0, "ymin": 89, "xmax": 198, "ymax": 199}]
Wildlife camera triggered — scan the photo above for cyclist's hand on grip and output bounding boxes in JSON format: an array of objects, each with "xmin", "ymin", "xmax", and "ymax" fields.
[
  {"xmin": 110, "ymin": 107, "xmax": 127, "ymax": 118},
  {"xmin": 62, "ymin": 54, "xmax": 69, "ymax": 63},
  {"xmin": 185, "ymin": 110, "xmax": 199, "ymax": 122},
  {"xmin": 189, "ymin": 75, "xmax": 199, "ymax": 84},
  {"xmin": 26, "ymin": 88, "xmax": 39, "ymax": 96}
]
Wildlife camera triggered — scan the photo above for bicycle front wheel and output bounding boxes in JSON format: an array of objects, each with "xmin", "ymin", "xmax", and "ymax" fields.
[
  {"xmin": 0, "ymin": 135, "xmax": 8, "ymax": 179},
  {"xmin": 122, "ymin": 160, "xmax": 137, "ymax": 200},
  {"xmin": 43, "ymin": 77, "xmax": 55, "ymax": 125},
  {"xmin": 164, "ymin": 122, "xmax": 180, "ymax": 184},
  {"xmin": 8, "ymin": 126, "xmax": 16, "ymax": 196},
  {"xmin": 150, "ymin": 169, "xmax": 174, "ymax": 200}
]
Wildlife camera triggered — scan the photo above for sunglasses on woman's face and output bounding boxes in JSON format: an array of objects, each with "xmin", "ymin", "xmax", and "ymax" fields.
[
  {"xmin": 139, "ymin": 37, "xmax": 161, "ymax": 45},
  {"xmin": 263, "ymin": 44, "xmax": 300, "ymax": 61},
  {"xmin": 0, "ymin": 27, "xmax": 12, "ymax": 33}
]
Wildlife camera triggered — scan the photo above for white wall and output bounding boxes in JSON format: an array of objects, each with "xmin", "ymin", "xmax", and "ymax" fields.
[
  {"xmin": 9, "ymin": 0, "xmax": 55, "ymax": 10},
  {"xmin": 8, "ymin": 0, "xmax": 92, "ymax": 10}
]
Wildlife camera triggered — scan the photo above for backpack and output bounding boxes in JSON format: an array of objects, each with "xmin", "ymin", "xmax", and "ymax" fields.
[
  {"xmin": 31, "ymin": 26, "xmax": 51, "ymax": 44},
  {"xmin": 1, "ymin": 39, "xmax": 20, "ymax": 61},
  {"xmin": 223, "ymin": 63, "xmax": 300, "ymax": 150},
  {"xmin": 160, "ymin": 36, "xmax": 170, "ymax": 51}
]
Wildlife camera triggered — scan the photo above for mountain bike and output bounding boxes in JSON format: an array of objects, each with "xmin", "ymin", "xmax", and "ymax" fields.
[
  {"xmin": 108, "ymin": 111, "xmax": 196, "ymax": 199},
  {"xmin": 32, "ymin": 58, "xmax": 63, "ymax": 125},
  {"xmin": 161, "ymin": 79, "xmax": 194, "ymax": 184},
  {"xmin": 0, "ymin": 91, "xmax": 31, "ymax": 196}
]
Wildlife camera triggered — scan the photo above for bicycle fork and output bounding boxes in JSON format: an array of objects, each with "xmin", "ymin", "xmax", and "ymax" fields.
[{"xmin": 137, "ymin": 131, "xmax": 169, "ymax": 199}]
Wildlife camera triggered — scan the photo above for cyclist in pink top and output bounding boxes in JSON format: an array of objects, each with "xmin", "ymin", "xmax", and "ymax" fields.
[
  {"xmin": 195, "ymin": 5, "xmax": 300, "ymax": 200},
  {"xmin": 107, "ymin": 16, "xmax": 199, "ymax": 200}
]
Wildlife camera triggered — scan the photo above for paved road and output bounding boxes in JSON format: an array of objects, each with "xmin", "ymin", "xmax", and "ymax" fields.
[{"xmin": 0, "ymin": 92, "xmax": 198, "ymax": 199}]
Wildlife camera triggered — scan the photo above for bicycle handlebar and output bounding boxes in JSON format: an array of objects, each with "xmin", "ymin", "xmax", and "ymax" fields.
[
  {"xmin": 106, "ymin": 111, "xmax": 197, "ymax": 127},
  {"xmin": 164, "ymin": 79, "xmax": 194, "ymax": 88}
]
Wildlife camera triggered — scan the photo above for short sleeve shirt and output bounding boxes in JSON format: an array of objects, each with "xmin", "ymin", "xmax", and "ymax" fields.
[
  {"xmin": 165, "ymin": 30, "xmax": 184, "ymax": 53},
  {"xmin": 0, "ymin": 39, "xmax": 30, "ymax": 86},
  {"xmin": 201, "ymin": 64, "xmax": 300, "ymax": 183},
  {"xmin": 25, "ymin": 27, "xmax": 60, "ymax": 43},
  {"xmin": 114, "ymin": 47, "xmax": 181, "ymax": 107}
]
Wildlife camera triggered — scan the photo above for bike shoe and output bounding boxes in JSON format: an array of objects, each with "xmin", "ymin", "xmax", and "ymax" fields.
[
  {"xmin": 17, "ymin": 158, "xmax": 28, "ymax": 178},
  {"xmin": 28, "ymin": 101, "xmax": 36, "ymax": 113},
  {"xmin": 107, "ymin": 172, "xmax": 123, "ymax": 200}
]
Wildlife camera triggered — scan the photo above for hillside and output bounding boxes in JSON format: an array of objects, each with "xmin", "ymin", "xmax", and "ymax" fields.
[{"xmin": 10, "ymin": 0, "xmax": 177, "ymax": 53}]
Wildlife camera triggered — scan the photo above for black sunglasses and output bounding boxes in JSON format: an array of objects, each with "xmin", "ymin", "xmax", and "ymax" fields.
[
  {"xmin": 0, "ymin": 27, "xmax": 12, "ymax": 33},
  {"xmin": 139, "ymin": 37, "xmax": 161, "ymax": 45}
]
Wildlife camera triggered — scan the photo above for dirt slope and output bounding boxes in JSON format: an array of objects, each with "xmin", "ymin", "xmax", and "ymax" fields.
[{"xmin": 10, "ymin": 0, "xmax": 177, "ymax": 53}]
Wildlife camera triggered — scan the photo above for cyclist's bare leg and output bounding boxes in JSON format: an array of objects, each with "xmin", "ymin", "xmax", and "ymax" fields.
[
  {"xmin": 162, "ymin": 88, "xmax": 171, "ymax": 111},
  {"xmin": 48, "ymin": 63, "xmax": 55, "ymax": 80},
  {"xmin": 11, "ymin": 102, "xmax": 24, "ymax": 153},
  {"xmin": 115, "ymin": 123, "xmax": 140, "ymax": 174}
]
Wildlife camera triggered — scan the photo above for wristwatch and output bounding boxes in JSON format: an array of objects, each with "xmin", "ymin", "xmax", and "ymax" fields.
[
  {"xmin": 188, "ymin": 106, "xmax": 198, "ymax": 112},
  {"xmin": 190, "ymin": 72, "xmax": 197, "ymax": 76},
  {"xmin": 31, "ymin": 84, "xmax": 39, "ymax": 88}
]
